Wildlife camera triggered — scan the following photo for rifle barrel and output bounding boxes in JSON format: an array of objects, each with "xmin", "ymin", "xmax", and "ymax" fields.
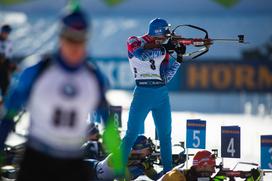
[
  {"xmin": 212, "ymin": 38, "xmax": 249, "ymax": 44},
  {"xmin": 212, "ymin": 38, "xmax": 240, "ymax": 42}
]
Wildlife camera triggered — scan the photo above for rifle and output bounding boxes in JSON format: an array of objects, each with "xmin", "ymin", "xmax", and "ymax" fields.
[
  {"xmin": 143, "ymin": 24, "xmax": 248, "ymax": 60},
  {"xmin": 207, "ymin": 150, "xmax": 268, "ymax": 181},
  {"xmin": 145, "ymin": 140, "xmax": 194, "ymax": 167},
  {"xmin": 214, "ymin": 162, "xmax": 254, "ymax": 181},
  {"xmin": 212, "ymin": 161, "xmax": 272, "ymax": 181},
  {"xmin": 165, "ymin": 24, "xmax": 248, "ymax": 59}
]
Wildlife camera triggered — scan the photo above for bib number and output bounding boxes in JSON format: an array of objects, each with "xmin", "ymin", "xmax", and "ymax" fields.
[
  {"xmin": 53, "ymin": 108, "xmax": 77, "ymax": 128},
  {"xmin": 149, "ymin": 59, "xmax": 156, "ymax": 70}
]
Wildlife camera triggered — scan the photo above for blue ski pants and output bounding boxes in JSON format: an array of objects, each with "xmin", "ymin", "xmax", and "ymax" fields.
[{"xmin": 121, "ymin": 85, "xmax": 172, "ymax": 173}]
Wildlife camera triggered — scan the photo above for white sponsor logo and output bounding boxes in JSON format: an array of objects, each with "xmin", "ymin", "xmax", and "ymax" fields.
[{"xmin": 155, "ymin": 29, "xmax": 162, "ymax": 33}]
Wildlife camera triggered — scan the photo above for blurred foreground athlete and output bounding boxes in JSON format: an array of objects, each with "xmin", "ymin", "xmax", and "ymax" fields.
[{"xmin": 0, "ymin": 9, "xmax": 109, "ymax": 181}]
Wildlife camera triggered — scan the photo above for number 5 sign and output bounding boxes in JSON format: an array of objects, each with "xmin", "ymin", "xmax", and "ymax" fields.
[
  {"xmin": 221, "ymin": 126, "xmax": 240, "ymax": 158},
  {"xmin": 261, "ymin": 135, "xmax": 272, "ymax": 169},
  {"xmin": 186, "ymin": 119, "xmax": 206, "ymax": 149}
]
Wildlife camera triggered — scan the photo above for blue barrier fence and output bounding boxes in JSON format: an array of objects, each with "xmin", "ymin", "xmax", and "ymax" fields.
[{"xmin": 93, "ymin": 57, "xmax": 272, "ymax": 93}]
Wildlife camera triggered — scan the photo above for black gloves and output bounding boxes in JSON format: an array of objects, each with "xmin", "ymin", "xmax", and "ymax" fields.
[
  {"xmin": 162, "ymin": 40, "xmax": 186, "ymax": 63},
  {"xmin": 250, "ymin": 168, "xmax": 261, "ymax": 181},
  {"xmin": 175, "ymin": 44, "xmax": 186, "ymax": 63},
  {"xmin": 162, "ymin": 40, "xmax": 176, "ymax": 54},
  {"xmin": 174, "ymin": 43, "xmax": 186, "ymax": 55}
]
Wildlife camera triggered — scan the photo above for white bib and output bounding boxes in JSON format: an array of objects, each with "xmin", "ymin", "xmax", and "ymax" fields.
[
  {"xmin": 129, "ymin": 48, "xmax": 166, "ymax": 81},
  {"xmin": 28, "ymin": 65, "xmax": 100, "ymax": 151}
]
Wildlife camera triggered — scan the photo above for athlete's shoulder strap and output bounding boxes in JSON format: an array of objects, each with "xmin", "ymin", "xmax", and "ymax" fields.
[{"xmin": 37, "ymin": 53, "xmax": 53, "ymax": 76}]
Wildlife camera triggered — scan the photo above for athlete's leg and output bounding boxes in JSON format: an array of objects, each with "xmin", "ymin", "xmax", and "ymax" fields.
[
  {"xmin": 138, "ymin": 122, "xmax": 145, "ymax": 134},
  {"xmin": 152, "ymin": 92, "xmax": 172, "ymax": 173},
  {"xmin": 121, "ymin": 88, "xmax": 150, "ymax": 166}
]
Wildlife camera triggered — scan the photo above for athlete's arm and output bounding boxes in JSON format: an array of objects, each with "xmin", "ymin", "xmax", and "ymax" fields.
[
  {"xmin": 163, "ymin": 60, "xmax": 181, "ymax": 83},
  {"xmin": 163, "ymin": 44, "xmax": 186, "ymax": 83},
  {"xmin": 127, "ymin": 36, "xmax": 165, "ymax": 61},
  {"xmin": 0, "ymin": 62, "xmax": 43, "ymax": 150}
]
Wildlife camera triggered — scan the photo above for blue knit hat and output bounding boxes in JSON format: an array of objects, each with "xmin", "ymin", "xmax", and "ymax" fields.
[
  {"xmin": 1, "ymin": 24, "xmax": 12, "ymax": 34},
  {"xmin": 60, "ymin": 9, "xmax": 89, "ymax": 42}
]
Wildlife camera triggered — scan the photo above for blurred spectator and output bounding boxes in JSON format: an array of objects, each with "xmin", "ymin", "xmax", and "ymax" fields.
[
  {"xmin": 84, "ymin": 135, "xmax": 158, "ymax": 180},
  {"xmin": 81, "ymin": 123, "xmax": 106, "ymax": 160},
  {"xmin": 128, "ymin": 135, "xmax": 158, "ymax": 180},
  {"xmin": 0, "ymin": 24, "xmax": 13, "ymax": 102},
  {"xmin": 159, "ymin": 150, "xmax": 216, "ymax": 181}
]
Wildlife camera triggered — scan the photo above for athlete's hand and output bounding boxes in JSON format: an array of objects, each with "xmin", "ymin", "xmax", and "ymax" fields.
[
  {"xmin": 175, "ymin": 43, "xmax": 186, "ymax": 63},
  {"xmin": 162, "ymin": 40, "xmax": 176, "ymax": 53},
  {"xmin": 250, "ymin": 168, "xmax": 261, "ymax": 181},
  {"xmin": 174, "ymin": 43, "xmax": 186, "ymax": 55},
  {"xmin": 141, "ymin": 160, "xmax": 153, "ymax": 170}
]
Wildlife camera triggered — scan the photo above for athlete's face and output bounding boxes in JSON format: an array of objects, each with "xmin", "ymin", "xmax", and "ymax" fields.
[
  {"xmin": 196, "ymin": 165, "xmax": 216, "ymax": 177},
  {"xmin": 0, "ymin": 32, "xmax": 9, "ymax": 40},
  {"xmin": 89, "ymin": 133, "xmax": 100, "ymax": 141},
  {"xmin": 152, "ymin": 35, "xmax": 168, "ymax": 44},
  {"xmin": 60, "ymin": 38, "xmax": 87, "ymax": 66}
]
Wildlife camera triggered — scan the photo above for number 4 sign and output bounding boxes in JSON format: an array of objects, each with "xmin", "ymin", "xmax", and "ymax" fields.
[
  {"xmin": 221, "ymin": 126, "xmax": 240, "ymax": 158},
  {"xmin": 186, "ymin": 119, "xmax": 206, "ymax": 149},
  {"xmin": 261, "ymin": 135, "xmax": 272, "ymax": 169}
]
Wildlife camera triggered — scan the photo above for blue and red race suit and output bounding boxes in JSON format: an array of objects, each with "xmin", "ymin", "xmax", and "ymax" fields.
[{"xmin": 121, "ymin": 34, "xmax": 181, "ymax": 173}]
